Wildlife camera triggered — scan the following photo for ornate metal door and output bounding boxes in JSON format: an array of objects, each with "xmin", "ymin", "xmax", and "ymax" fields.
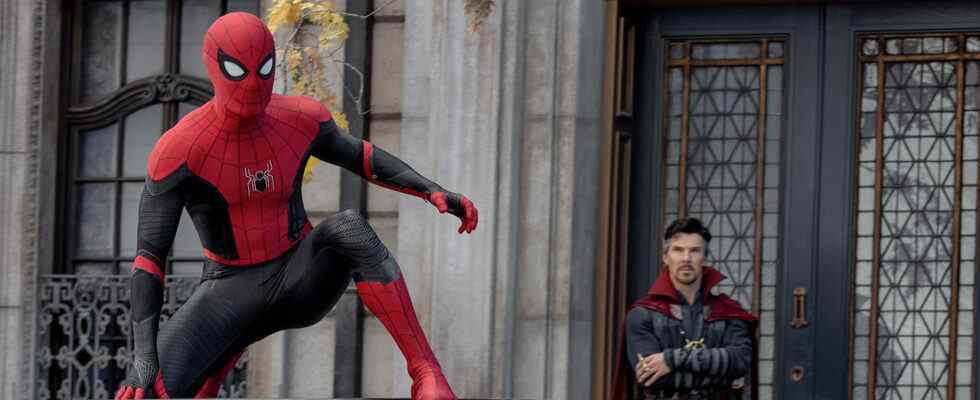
[
  {"xmin": 631, "ymin": 6, "xmax": 823, "ymax": 400},
  {"xmin": 38, "ymin": 1, "xmax": 259, "ymax": 398},
  {"xmin": 821, "ymin": 3, "xmax": 980, "ymax": 400},
  {"xmin": 632, "ymin": 3, "xmax": 980, "ymax": 400}
]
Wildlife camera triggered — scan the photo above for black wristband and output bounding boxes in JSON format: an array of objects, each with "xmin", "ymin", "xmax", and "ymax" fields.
[{"xmin": 131, "ymin": 313, "xmax": 159, "ymax": 388}]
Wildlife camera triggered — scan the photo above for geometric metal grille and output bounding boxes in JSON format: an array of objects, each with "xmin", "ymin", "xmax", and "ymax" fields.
[
  {"xmin": 852, "ymin": 33, "xmax": 977, "ymax": 400},
  {"xmin": 661, "ymin": 38, "xmax": 784, "ymax": 400},
  {"xmin": 36, "ymin": 275, "xmax": 247, "ymax": 399}
]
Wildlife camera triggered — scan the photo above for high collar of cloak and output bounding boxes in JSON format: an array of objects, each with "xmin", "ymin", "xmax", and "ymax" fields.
[{"xmin": 646, "ymin": 265, "xmax": 726, "ymax": 304}]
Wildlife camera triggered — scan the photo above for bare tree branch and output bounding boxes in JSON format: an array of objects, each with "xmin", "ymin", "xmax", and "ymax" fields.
[{"xmin": 271, "ymin": 0, "xmax": 401, "ymax": 114}]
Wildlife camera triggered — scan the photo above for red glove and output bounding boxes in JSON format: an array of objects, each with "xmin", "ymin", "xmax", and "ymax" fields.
[
  {"xmin": 114, "ymin": 368, "xmax": 160, "ymax": 400},
  {"xmin": 114, "ymin": 386, "xmax": 145, "ymax": 400},
  {"xmin": 428, "ymin": 192, "xmax": 478, "ymax": 234}
]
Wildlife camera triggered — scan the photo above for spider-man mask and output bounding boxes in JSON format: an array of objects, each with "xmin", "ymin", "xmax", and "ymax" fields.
[{"xmin": 203, "ymin": 12, "xmax": 275, "ymax": 119}]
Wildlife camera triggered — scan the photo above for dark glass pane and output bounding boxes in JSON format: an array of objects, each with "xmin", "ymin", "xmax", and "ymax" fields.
[
  {"xmin": 968, "ymin": 126, "xmax": 980, "ymax": 162},
  {"xmin": 75, "ymin": 262, "xmax": 115, "ymax": 275},
  {"xmin": 923, "ymin": 37, "xmax": 945, "ymax": 54},
  {"xmin": 691, "ymin": 42, "xmax": 761, "ymax": 60},
  {"xmin": 766, "ymin": 138, "xmax": 780, "ymax": 165},
  {"xmin": 178, "ymin": 102, "xmax": 199, "ymax": 120},
  {"xmin": 119, "ymin": 262, "xmax": 132, "ymax": 275},
  {"xmin": 119, "ymin": 182, "xmax": 143, "ymax": 257},
  {"xmin": 74, "ymin": 183, "xmax": 115, "ymax": 257},
  {"xmin": 863, "ymin": 39, "xmax": 880, "ymax": 56},
  {"xmin": 968, "ymin": 36, "xmax": 980, "ymax": 53},
  {"xmin": 663, "ymin": 43, "xmax": 783, "ymax": 400},
  {"xmin": 226, "ymin": 0, "xmax": 260, "ymax": 15},
  {"xmin": 767, "ymin": 41, "xmax": 783, "ymax": 59},
  {"xmin": 78, "ymin": 125, "xmax": 117, "ymax": 177},
  {"xmin": 854, "ymin": 47, "xmax": 975, "ymax": 396},
  {"xmin": 669, "ymin": 43, "xmax": 685, "ymax": 60},
  {"xmin": 901, "ymin": 37, "xmax": 923, "ymax": 54},
  {"xmin": 126, "ymin": 0, "xmax": 167, "ymax": 83},
  {"xmin": 668, "ymin": 67, "xmax": 683, "ymax": 94},
  {"xmin": 885, "ymin": 38, "xmax": 902, "ymax": 55},
  {"xmin": 123, "ymin": 104, "xmax": 164, "ymax": 177},
  {"xmin": 80, "ymin": 1, "xmax": 123, "ymax": 104},
  {"xmin": 943, "ymin": 37, "xmax": 958, "ymax": 53},
  {"xmin": 690, "ymin": 82, "xmax": 754, "ymax": 289},
  {"xmin": 961, "ymin": 62, "xmax": 980, "ymax": 392},
  {"xmin": 171, "ymin": 210, "xmax": 202, "ymax": 258},
  {"xmin": 766, "ymin": 65, "xmax": 782, "ymax": 118},
  {"xmin": 171, "ymin": 261, "xmax": 201, "ymax": 276},
  {"xmin": 180, "ymin": 1, "xmax": 222, "ymax": 79},
  {"xmin": 881, "ymin": 37, "xmax": 958, "ymax": 56}
]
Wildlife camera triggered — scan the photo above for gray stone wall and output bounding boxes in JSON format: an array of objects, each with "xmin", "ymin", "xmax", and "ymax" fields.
[
  {"xmin": 0, "ymin": 1, "xmax": 47, "ymax": 399},
  {"xmin": 377, "ymin": 1, "xmax": 605, "ymax": 398},
  {"xmin": 360, "ymin": 0, "xmax": 408, "ymax": 396}
]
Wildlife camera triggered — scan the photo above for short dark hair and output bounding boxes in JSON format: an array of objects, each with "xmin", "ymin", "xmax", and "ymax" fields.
[{"xmin": 663, "ymin": 217, "xmax": 712, "ymax": 243}]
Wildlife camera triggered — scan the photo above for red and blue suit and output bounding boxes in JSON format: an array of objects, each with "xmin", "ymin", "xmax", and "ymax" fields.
[{"xmin": 115, "ymin": 12, "xmax": 477, "ymax": 400}]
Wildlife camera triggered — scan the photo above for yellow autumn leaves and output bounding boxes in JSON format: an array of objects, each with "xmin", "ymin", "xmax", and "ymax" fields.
[
  {"xmin": 464, "ymin": 0, "xmax": 495, "ymax": 33},
  {"xmin": 268, "ymin": 0, "xmax": 348, "ymax": 37},
  {"xmin": 266, "ymin": 0, "xmax": 349, "ymax": 184}
]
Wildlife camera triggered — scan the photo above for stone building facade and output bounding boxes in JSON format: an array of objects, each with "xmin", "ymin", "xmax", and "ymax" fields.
[
  {"xmin": 14, "ymin": 1, "xmax": 980, "ymax": 400},
  {"xmin": 0, "ymin": 0, "xmax": 606, "ymax": 399}
]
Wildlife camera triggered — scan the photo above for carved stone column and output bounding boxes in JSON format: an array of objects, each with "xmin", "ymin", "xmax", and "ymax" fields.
[
  {"xmin": 0, "ymin": 1, "xmax": 50, "ymax": 399},
  {"xmin": 364, "ymin": 1, "xmax": 605, "ymax": 398}
]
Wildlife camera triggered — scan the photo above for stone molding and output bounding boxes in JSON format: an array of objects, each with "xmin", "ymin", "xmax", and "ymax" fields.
[
  {"xmin": 19, "ymin": 0, "xmax": 47, "ymax": 399},
  {"xmin": 66, "ymin": 74, "xmax": 213, "ymax": 129}
]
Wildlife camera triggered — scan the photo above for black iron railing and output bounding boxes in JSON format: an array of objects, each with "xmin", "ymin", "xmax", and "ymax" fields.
[{"xmin": 36, "ymin": 275, "xmax": 247, "ymax": 400}]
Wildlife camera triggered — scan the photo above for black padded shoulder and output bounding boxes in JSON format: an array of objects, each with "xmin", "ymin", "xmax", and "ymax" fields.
[
  {"xmin": 145, "ymin": 164, "xmax": 193, "ymax": 195},
  {"xmin": 310, "ymin": 120, "xmax": 364, "ymax": 175}
]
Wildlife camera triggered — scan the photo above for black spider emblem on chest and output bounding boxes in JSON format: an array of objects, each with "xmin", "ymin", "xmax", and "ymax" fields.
[{"xmin": 244, "ymin": 161, "xmax": 275, "ymax": 196}]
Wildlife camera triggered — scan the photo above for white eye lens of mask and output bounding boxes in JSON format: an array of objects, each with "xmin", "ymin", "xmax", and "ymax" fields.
[
  {"xmin": 223, "ymin": 61, "xmax": 245, "ymax": 77},
  {"xmin": 259, "ymin": 58, "xmax": 274, "ymax": 76}
]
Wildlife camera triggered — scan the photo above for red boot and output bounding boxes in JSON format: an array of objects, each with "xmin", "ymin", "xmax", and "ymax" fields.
[{"xmin": 356, "ymin": 276, "xmax": 456, "ymax": 400}]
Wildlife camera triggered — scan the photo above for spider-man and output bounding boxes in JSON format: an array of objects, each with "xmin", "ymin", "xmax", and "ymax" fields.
[{"xmin": 115, "ymin": 12, "xmax": 477, "ymax": 400}]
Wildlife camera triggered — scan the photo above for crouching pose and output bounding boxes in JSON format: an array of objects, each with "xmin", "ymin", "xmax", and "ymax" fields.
[{"xmin": 115, "ymin": 12, "xmax": 477, "ymax": 400}]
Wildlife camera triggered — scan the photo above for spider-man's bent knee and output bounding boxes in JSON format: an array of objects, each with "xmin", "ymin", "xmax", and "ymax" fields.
[{"xmin": 313, "ymin": 209, "xmax": 400, "ymax": 283}]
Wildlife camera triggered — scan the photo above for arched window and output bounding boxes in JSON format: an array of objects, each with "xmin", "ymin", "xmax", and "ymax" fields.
[{"xmin": 39, "ymin": 1, "xmax": 260, "ymax": 398}]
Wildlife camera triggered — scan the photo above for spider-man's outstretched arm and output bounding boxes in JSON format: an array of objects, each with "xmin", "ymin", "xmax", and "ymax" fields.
[
  {"xmin": 116, "ymin": 176, "xmax": 185, "ymax": 400},
  {"xmin": 310, "ymin": 117, "xmax": 472, "ymax": 399},
  {"xmin": 312, "ymin": 119, "xmax": 478, "ymax": 234}
]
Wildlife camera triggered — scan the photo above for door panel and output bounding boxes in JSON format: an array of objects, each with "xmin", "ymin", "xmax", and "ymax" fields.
[
  {"xmin": 851, "ymin": 33, "xmax": 975, "ymax": 400},
  {"xmin": 632, "ymin": 7, "xmax": 822, "ymax": 400},
  {"xmin": 822, "ymin": 4, "xmax": 980, "ymax": 399},
  {"xmin": 659, "ymin": 38, "xmax": 786, "ymax": 400},
  {"xmin": 630, "ymin": 2, "xmax": 980, "ymax": 400}
]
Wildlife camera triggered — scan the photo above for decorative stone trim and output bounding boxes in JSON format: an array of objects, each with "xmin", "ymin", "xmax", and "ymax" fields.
[
  {"xmin": 66, "ymin": 74, "xmax": 213, "ymax": 129},
  {"xmin": 20, "ymin": 1, "xmax": 46, "ymax": 399}
]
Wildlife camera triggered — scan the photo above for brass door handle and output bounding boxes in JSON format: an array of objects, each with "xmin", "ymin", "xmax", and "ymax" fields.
[
  {"xmin": 791, "ymin": 287, "xmax": 808, "ymax": 329},
  {"xmin": 790, "ymin": 366, "xmax": 805, "ymax": 382}
]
